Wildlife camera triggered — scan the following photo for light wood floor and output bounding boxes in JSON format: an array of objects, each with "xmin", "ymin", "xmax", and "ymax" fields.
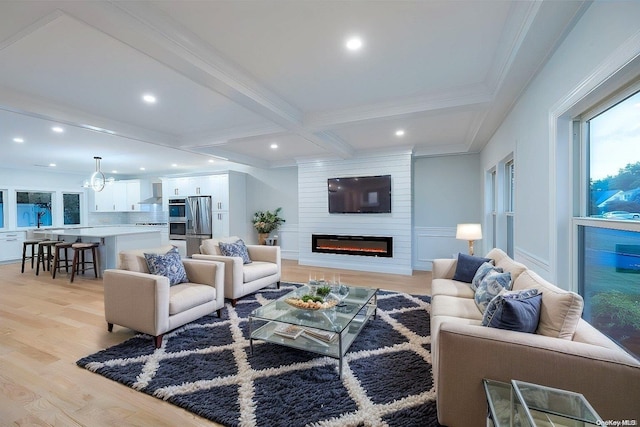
[{"xmin": 0, "ymin": 259, "xmax": 431, "ymax": 426}]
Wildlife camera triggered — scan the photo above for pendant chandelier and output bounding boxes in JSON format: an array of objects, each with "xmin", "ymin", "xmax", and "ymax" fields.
[{"xmin": 90, "ymin": 156, "xmax": 106, "ymax": 192}]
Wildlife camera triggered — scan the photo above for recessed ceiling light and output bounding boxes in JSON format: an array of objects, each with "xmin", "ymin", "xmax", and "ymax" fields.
[
  {"xmin": 13, "ymin": 137, "xmax": 24, "ymax": 143},
  {"xmin": 49, "ymin": 163, "xmax": 56, "ymax": 167},
  {"xmin": 270, "ymin": 143, "xmax": 278, "ymax": 149},
  {"xmin": 171, "ymin": 163, "xmax": 178, "ymax": 167},
  {"xmin": 52, "ymin": 126, "xmax": 64, "ymax": 133},
  {"xmin": 111, "ymin": 170, "xmax": 118, "ymax": 173},
  {"xmin": 142, "ymin": 94, "xmax": 157, "ymax": 104},
  {"xmin": 395, "ymin": 129, "xmax": 405, "ymax": 137},
  {"xmin": 208, "ymin": 159, "xmax": 215, "ymax": 163},
  {"xmin": 140, "ymin": 167, "xmax": 146, "ymax": 171},
  {"xmin": 345, "ymin": 36, "xmax": 363, "ymax": 51}
]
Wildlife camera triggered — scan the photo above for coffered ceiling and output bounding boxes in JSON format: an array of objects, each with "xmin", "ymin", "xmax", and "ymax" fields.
[{"xmin": 0, "ymin": 0, "xmax": 587, "ymax": 177}]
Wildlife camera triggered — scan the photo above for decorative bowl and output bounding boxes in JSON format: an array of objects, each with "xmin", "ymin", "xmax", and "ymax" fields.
[{"xmin": 285, "ymin": 296, "xmax": 339, "ymax": 310}]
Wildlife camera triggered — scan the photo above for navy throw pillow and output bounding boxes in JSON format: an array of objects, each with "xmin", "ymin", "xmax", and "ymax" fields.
[
  {"xmin": 482, "ymin": 289, "xmax": 543, "ymax": 333},
  {"xmin": 219, "ymin": 239, "xmax": 252, "ymax": 264},
  {"xmin": 452, "ymin": 253, "xmax": 492, "ymax": 283},
  {"xmin": 144, "ymin": 247, "xmax": 188, "ymax": 286}
]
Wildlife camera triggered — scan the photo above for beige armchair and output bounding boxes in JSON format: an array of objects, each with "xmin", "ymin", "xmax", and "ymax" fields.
[
  {"xmin": 103, "ymin": 245, "xmax": 225, "ymax": 348},
  {"xmin": 192, "ymin": 237, "xmax": 281, "ymax": 306}
]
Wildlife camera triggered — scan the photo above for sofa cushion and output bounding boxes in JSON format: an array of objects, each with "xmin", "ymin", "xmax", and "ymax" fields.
[
  {"xmin": 219, "ymin": 239, "xmax": 252, "ymax": 264},
  {"xmin": 471, "ymin": 262, "xmax": 503, "ymax": 292},
  {"xmin": 485, "ymin": 248, "xmax": 528, "ymax": 282},
  {"xmin": 144, "ymin": 247, "xmax": 188, "ymax": 286},
  {"xmin": 431, "ymin": 278, "xmax": 475, "ymax": 299},
  {"xmin": 482, "ymin": 289, "xmax": 542, "ymax": 333},
  {"xmin": 243, "ymin": 261, "xmax": 278, "ymax": 283},
  {"xmin": 169, "ymin": 283, "xmax": 216, "ymax": 315},
  {"xmin": 118, "ymin": 245, "xmax": 176, "ymax": 273},
  {"xmin": 431, "ymin": 295, "xmax": 484, "ymax": 321},
  {"xmin": 200, "ymin": 236, "xmax": 242, "ymax": 256},
  {"xmin": 474, "ymin": 271, "xmax": 512, "ymax": 313},
  {"xmin": 452, "ymin": 253, "xmax": 492, "ymax": 283},
  {"xmin": 512, "ymin": 269, "xmax": 584, "ymax": 339}
]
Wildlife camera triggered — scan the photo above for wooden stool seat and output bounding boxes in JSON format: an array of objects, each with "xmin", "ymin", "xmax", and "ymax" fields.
[
  {"xmin": 21, "ymin": 239, "xmax": 44, "ymax": 273},
  {"xmin": 52, "ymin": 242, "xmax": 74, "ymax": 279},
  {"xmin": 35, "ymin": 240, "xmax": 58, "ymax": 276},
  {"xmin": 70, "ymin": 242, "xmax": 100, "ymax": 283}
]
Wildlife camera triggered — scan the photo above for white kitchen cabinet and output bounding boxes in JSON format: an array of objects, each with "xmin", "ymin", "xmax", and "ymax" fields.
[
  {"xmin": 125, "ymin": 181, "xmax": 141, "ymax": 211},
  {"xmin": 92, "ymin": 180, "xmax": 142, "ymax": 212},
  {"xmin": 212, "ymin": 171, "xmax": 246, "ymax": 239},
  {"xmin": 0, "ymin": 231, "xmax": 26, "ymax": 261},
  {"xmin": 212, "ymin": 211, "xmax": 230, "ymax": 238},
  {"xmin": 164, "ymin": 176, "xmax": 215, "ymax": 197},
  {"xmin": 93, "ymin": 183, "xmax": 116, "ymax": 211},
  {"xmin": 211, "ymin": 174, "xmax": 229, "ymax": 211}
]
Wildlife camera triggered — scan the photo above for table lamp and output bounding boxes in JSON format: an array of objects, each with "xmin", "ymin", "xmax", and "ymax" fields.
[{"xmin": 456, "ymin": 223, "xmax": 482, "ymax": 255}]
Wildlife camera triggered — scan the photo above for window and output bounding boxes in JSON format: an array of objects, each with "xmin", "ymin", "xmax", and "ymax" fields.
[
  {"xmin": 63, "ymin": 193, "xmax": 81, "ymax": 225},
  {"xmin": 588, "ymin": 90, "xmax": 640, "ymax": 219},
  {"xmin": 489, "ymin": 168, "xmax": 497, "ymax": 249},
  {"xmin": 505, "ymin": 159, "xmax": 515, "ymax": 257},
  {"xmin": 17, "ymin": 192, "xmax": 52, "ymax": 228},
  {"xmin": 578, "ymin": 86, "xmax": 640, "ymax": 359},
  {"xmin": 0, "ymin": 191, "xmax": 4, "ymax": 228}
]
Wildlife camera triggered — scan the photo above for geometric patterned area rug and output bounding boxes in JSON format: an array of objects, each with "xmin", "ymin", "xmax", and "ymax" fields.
[{"xmin": 77, "ymin": 283, "xmax": 442, "ymax": 427}]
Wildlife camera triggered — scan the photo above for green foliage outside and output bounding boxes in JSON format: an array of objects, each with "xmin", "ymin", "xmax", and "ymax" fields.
[{"xmin": 591, "ymin": 290, "xmax": 640, "ymax": 332}]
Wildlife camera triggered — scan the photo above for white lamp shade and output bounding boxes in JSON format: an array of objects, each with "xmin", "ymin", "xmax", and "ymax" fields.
[{"xmin": 456, "ymin": 223, "xmax": 482, "ymax": 240}]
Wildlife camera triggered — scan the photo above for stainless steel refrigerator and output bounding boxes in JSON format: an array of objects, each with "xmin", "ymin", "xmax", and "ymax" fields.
[{"xmin": 185, "ymin": 195, "xmax": 213, "ymax": 256}]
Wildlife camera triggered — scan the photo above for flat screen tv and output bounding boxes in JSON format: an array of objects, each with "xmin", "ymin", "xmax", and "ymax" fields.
[{"xmin": 328, "ymin": 175, "xmax": 391, "ymax": 214}]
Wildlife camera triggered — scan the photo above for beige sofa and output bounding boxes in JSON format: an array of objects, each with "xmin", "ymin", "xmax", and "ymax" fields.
[
  {"xmin": 103, "ymin": 245, "xmax": 225, "ymax": 348},
  {"xmin": 431, "ymin": 248, "xmax": 640, "ymax": 426},
  {"xmin": 192, "ymin": 237, "xmax": 281, "ymax": 306}
]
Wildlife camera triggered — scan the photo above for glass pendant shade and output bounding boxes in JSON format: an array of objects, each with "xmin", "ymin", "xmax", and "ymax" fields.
[{"xmin": 90, "ymin": 156, "xmax": 106, "ymax": 192}]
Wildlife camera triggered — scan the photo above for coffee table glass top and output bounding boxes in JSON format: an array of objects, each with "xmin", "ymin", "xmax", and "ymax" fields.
[{"xmin": 250, "ymin": 285, "xmax": 377, "ymax": 333}]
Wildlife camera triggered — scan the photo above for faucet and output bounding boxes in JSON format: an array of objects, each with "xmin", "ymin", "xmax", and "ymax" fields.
[{"xmin": 37, "ymin": 211, "xmax": 45, "ymax": 229}]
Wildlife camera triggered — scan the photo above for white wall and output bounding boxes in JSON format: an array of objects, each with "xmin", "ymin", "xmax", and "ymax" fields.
[
  {"xmin": 243, "ymin": 166, "xmax": 299, "ymax": 257},
  {"xmin": 297, "ymin": 151, "xmax": 413, "ymax": 275},
  {"xmin": 413, "ymin": 154, "xmax": 482, "ymax": 269},
  {"xmin": 480, "ymin": 1, "xmax": 640, "ymax": 284}
]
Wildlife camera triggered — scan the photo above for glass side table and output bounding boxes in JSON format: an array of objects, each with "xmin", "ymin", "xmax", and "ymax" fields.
[{"xmin": 483, "ymin": 379, "xmax": 604, "ymax": 427}]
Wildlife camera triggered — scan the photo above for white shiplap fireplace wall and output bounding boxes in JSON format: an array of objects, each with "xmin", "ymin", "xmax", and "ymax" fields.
[{"xmin": 298, "ymin": 151, "xmax": 412, "ymax": 275}]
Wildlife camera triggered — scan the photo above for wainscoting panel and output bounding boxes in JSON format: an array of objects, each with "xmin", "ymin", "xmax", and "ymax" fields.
[
  {"xmin": 514, "ymin": 247, "xmax": 551, "ymax": 280},
  {"xmin": 413, "ymin": 226, "xmax": 468, "ymax": 271},
  {"xmin": 277, "ymin": 223, "xmax": 299, "ymax": 260}
]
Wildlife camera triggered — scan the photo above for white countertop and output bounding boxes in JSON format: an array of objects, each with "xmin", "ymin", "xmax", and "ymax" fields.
[{"xmin": 33, "ymin": 226, "xmax": 162, "ymax": 238}]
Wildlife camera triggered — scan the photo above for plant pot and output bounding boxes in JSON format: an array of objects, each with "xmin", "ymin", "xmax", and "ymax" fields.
[{"xmin": 258, "ymin": 233, "xmax": 269, "ymax": 245}]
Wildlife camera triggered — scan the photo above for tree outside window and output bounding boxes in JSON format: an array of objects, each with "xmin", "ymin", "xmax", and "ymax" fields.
[{"xmin": 63, "ymin": 193, "xmax": 81, "ymax": 225}]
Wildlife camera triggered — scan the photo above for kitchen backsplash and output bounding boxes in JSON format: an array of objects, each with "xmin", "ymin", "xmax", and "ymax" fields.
[{"xmin": 88, "ymin": 210, "xmax": 168, "ymax": 226}]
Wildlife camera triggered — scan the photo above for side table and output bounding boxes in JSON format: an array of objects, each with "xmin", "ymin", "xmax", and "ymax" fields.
[{"xmin": 483, "ymin": 379, "xmax": 604, "ymax": 427}]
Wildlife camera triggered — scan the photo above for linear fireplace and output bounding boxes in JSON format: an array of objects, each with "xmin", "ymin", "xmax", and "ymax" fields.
[{"xmin": 312, "ymin": 234, "xmax": 393, "ymax": 257}]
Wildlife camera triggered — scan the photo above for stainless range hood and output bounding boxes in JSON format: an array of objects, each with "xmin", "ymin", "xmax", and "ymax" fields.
[{"xmin": 139, "ymin": 182, "xmax": 162, "ymax": 204}]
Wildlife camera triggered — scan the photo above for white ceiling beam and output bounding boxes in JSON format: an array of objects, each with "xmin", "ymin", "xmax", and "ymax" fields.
[
  {"xmin": 61, "ymin": 1, "xmax": 355, "ymax": 159},
  {"xmin": 305, "ymin": 83, "xmax": 493, "ymax": 131}
]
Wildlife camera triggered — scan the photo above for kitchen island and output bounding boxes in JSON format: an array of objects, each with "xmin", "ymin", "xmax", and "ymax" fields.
[{"xmin": 33, "ymin": 227, "xmax": 162, "ymax": 275}]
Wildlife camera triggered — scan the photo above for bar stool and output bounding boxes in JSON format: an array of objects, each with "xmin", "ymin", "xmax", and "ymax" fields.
[
  {"xmin": 21, "ymin": 239, "xmax": 43, "ymax": 273},
  {"xmin": 70, "ymin": 242, "xmax": 100, "ymax": 283},
  {"xmin": 52, "ymin": 242, "xmax": 73, "ymax": 279},
  {"xmin": 36, "ymin": 240, "xmax": 59, "ymax": 276}
]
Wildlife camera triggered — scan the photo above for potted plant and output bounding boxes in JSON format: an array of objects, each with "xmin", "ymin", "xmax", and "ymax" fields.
[{"xmin": 252, "ymin": 207, "xmax": 285, "ymax": 244}]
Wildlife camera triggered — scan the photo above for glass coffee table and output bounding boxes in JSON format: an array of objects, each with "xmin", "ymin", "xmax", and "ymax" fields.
[
  {"xmin": 249, "ymin": 285, "xmax": 378, "ymax": 378},
  {"xmin": 483, "ymin": 379, "xmax": 604, "ymax": 426}
]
